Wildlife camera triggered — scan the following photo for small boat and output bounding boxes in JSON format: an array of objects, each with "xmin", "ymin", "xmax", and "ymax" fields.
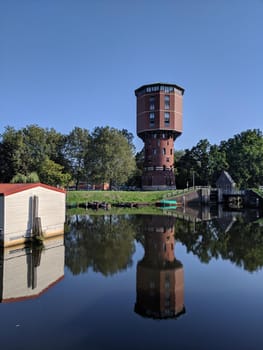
[
  {"xmin": 156, "ymin": 199, "xmax": 177, "ymax": 207},
  {"xmin": 160, "ymin": 206, "xmax": 177, "ymax": 210}
]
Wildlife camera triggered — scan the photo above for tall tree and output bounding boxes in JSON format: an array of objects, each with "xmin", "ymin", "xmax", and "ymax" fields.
[
  {"xmin": 220, "ymin": 129, "xmax": 263, "ymax": 188},
  {"xmin": 0, "ymin": 126, "xmax": 18, "ymax": 181},
  {"xmin": 20, "ymin": 125, "xmax": 51, "ymax": 174},
  {"xmin": 189, "ymin": 139, "xmax": 211, "ymax": 186},
  {"xmin": 208, "ymin": 144, "xmax": 228, "ymax": 185},
  {"xmin": 63, "ymin": 127, "xmax": 90, "ymax": 189},
  {"xmin": 87, "ymin": 126, "xmax": 136, "ymax": 188},
  {"xmin": 175, "ymin": 140, "xmax": 211, "ymax": 188}
]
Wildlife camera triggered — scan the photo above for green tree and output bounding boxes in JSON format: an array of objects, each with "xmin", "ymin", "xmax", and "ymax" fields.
[
  {"xmin": 10, "ymin": 173, "xmax": 27, "ymax": 183},
  {"xmin": 46, "ymin": 128, "xmax": 67, "ymax": 166},
  {"xmin": 39, "ymin": 157, "xmax": 71, "ymax": 187},
  {"xmin": 87, "ymin": 126, "xmax": 136, "ymax": 188},
  {"xmin": 19, "ymin": 125, "xmax": 52, "ymax": 174},
  {"xmin": 208, "ymin": 144, "xmax": 228, "ymax": 186},
  {"xmin": 190, "ymin": 139, "xmax": 211, "ymax": 185},
  {"xmin": 0, "ymin": 125, "xmax": 68, "ymax": 182},
  {"xmin": 63, "ymin": 127, "xmax": 90, "ymax": 189},
  {"xmin": 0, "ymin": 126, "xmax": 20, "ymax": 181},
  {"xmin": 220, "ymin": 129, "xmax": 263, "ymax": 188},
  {"xmin": 120, "ymin": 128, "xmax": 136, "ymax": 154},
  {"xmin": 11, "ymin": 172, "xmax": 40, "ymax": 183},
  {"xmin": 126, "ymin": 148, "xmax": 144, "ymax": 188},
  {"xmin": 27, "ymin": 172, "xmax": 40, "ymax": 183}
]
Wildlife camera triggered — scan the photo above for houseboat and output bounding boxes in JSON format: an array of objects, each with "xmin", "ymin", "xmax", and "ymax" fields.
[{"xmin": 0, "ymin": 183, "xmax": 66, "ymax": 247}]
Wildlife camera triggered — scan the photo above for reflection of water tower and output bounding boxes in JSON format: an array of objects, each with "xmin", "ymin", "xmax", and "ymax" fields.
[
  {"xmin": 135, "ymin": 83, "xmax": 184, "ymax": 189},
  {"xmin": 135, "ymin": 215, "xmax": 185, "ymax": 319}
]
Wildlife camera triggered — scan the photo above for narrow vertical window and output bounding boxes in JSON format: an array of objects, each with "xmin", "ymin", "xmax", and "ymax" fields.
[
  {"xmin": 149, "ymin": 96, "xmax": 155, "ymax": 110},
  {"xmin": 165, "ymin": 95, "xmax": 170, "ymax": 109},
  {"xmin": 149, "ymin": 112, "xmax": 155, "ymax": 126},
  {"xmin": 164, "ymin": 112, "xmax": 170, "ymax": 126}
]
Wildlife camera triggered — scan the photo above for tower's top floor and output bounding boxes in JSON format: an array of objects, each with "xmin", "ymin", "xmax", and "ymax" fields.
[
  {"xmin": 135, "ymin": 82, "xmax": 184, "ymax": 97},
  {"xmin": 135, "ymin": 82, "xmax": 184, "ymax": 139}
]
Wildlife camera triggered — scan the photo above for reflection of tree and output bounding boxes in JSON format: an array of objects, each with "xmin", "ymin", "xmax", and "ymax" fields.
[
  {"xmin": 65, "ymin": 212, "xmax": 263, "ymax": 276},
  {"xmin": 65, "ymin": 215, "xmax": 136, "ymax": 276},
  {"xmin": 175, "ymin": 215, "xmax": 263, "ymax": 272}
]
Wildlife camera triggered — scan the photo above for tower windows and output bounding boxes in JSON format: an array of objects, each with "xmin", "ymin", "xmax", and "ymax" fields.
[
  {"xmin": 149, "ymin": 112, "xmax": 155, "ymax": 126},
  {"xmin": 162, "ymin": 148, "xmax": 166, "ymax": 155},
  {"xmin": 165, "ymin": 95, "xmax": 170, "ymax": 109},
  {"xmin": 164, "ymin": 112, "xmax": 170, "ymax": 126},
  {"xmin": 149, "ymin": 96, "xmax": 155, "ymax": 110}
]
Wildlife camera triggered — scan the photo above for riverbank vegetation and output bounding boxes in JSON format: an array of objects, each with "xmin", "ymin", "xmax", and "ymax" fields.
[
  {"xmin": 0, "ymin": 125, "xmax": 262, "ymax": 189},
  {"xmin": 66, "ymin": 189, "xmax": 183, "ymax": 205}
]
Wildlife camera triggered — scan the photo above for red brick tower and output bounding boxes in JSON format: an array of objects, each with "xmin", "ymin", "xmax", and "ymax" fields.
[{"xmin": 135, "ymin": 83, "xmax": 184, "ymax": 189}]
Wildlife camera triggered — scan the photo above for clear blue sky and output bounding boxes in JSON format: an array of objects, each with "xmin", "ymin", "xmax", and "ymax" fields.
[{"xmin": 0, "ymin": 0, "xmax": 262, "ymax": 152}]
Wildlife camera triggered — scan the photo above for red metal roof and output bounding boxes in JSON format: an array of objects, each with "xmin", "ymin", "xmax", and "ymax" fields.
[{"xmin": 0, "ymin": 183, "xmax": 66, "ymax": 196}]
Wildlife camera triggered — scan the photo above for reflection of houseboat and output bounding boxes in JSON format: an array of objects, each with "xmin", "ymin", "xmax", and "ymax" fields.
[
  {"xmin": 135, "ymin": 215, "xmax": 185, "ymax": 319},
  {"xmin": 0, "ymin": 236, "xmax": 64, "ymax": 303},
  {"xmin": 0, "ymin": 183, "xmax": 66, "ymax": 247}
]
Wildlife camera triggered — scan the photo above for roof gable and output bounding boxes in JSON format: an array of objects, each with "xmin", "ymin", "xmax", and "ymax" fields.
[
  {"xmin": 0, "ymin": 183, "xmax": 66, "ymax": 196},
  {"xmin": 216, "ymin": 171, "xmax": 236, "ymax": 186}
]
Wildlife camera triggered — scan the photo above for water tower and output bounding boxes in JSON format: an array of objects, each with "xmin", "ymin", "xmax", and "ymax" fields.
[{"xmin": 135, "ymin": 82, "xmax": 184, "ymax": 189}]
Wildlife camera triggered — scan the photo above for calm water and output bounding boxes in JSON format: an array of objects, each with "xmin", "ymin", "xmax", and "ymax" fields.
[{"xmin": 1, "ymin": 210, "xmax": 263, "ymax": 350}]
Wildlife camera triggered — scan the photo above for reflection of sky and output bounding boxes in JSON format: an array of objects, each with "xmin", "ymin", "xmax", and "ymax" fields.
[
  {"xmin": 1, "ymin": 240, "xmax": 263, "ymax": 349},
  {"xmin": 177, "ymin": 242, "xmax": 263, "ymax": 350}
]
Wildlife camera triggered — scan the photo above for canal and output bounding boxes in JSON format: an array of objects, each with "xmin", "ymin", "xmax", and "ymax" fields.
[{"xmin": 1, "ymin": 209, "xmax": 263, "ymax": 349}]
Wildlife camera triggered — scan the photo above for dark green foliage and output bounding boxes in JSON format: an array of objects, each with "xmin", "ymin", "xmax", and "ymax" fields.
[
  {"xmin": 1, "ymin": 125, "xmax": 262, "ymax": 189},
  {"xmin": 0, "ymin": 125, "xmax": 69, "ymax": 185},
  {"xmin": 63, "ymin": 127, "xmax": 90, "ymax": 189},
  {"xmin": 0, "ymin": 124, "xmax": 137, "ymax": 188},
  {"xmin": 220, "ymin": 129, "xmax": 263, "ymax": 188},
  {"xmin": 11, "ymin": 172, "xmax": 40, "ymax": 183},
  {"xmin": 86, "ymin": 126, "xmax": 136, "ymax": 187},
  {"xmin": 175, "ymin": 129, "xmax": 263, "ymax": 189}
]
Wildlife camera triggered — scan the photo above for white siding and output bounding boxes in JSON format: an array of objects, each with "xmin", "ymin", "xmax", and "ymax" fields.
[{"xmin": 4, "ymin": 186, "xmax": 65, "ymax": 243}]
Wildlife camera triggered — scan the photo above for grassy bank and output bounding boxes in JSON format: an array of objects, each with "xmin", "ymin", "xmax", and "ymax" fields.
[
  {"xmin": 66, "ymin": 189, "xmax": 184, "ymax": 205},
  {"xmin": 66, "ymin": 205, "xmax": 166, "ymax": 216}
]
